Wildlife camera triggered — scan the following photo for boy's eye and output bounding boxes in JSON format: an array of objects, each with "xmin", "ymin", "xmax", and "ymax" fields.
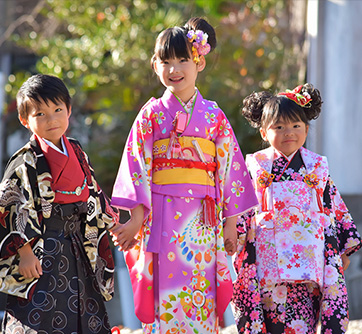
[
  {"xmin": 35, "ymin": 112, "xmax": 44, "ymax": 117},
  {"xmin": 55, "ymin": 108, "xmax": 62, "ymax": 112}
]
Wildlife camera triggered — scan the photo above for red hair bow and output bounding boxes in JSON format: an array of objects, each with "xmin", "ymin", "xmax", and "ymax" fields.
[{"xmin": 278, "ymin": 85, "xmax": 312, "ymax": 107}]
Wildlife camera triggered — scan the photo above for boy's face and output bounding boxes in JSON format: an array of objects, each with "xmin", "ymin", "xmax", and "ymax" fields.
[{"xmin": 19, "ymin": 98, "xmax": 71, "ymax": 150}]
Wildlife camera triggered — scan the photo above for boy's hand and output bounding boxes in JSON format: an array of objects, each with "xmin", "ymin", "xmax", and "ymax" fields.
[
  {"xmin": 18, "ymin": 243, "xmax": 43, "ymax": 279},
  {"xmin": 110, "ymin": 205, "xmax": 144, "ymax": 251},
  {"xmin": 223, "ymin": 216, "xmax": 238, "ymax": 256}
]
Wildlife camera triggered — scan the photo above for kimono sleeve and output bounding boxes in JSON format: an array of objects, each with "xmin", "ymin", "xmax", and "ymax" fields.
[
  {"xmin": 324, "ymin": 177, "xmax": 362, "ymax": 256},
  {"xmin": 214, "ymin": 110, "xmax": 257, "ymax": 218},
  {"xmin": 111, "ymin": 103, "xmax": 154, "ymax": 219},
  {"xmin": 0, "ymin": 151, "xmax": 43, "ymax": 260}
]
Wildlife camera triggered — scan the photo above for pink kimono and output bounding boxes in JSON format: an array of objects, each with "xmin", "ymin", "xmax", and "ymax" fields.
[
  {"xmin": 232, "ymin": 147, "xmax": 362, "ymax": 334},
  {"xmin": 112, "ymin": 88, "xmax": 257, "ymax": 333}
]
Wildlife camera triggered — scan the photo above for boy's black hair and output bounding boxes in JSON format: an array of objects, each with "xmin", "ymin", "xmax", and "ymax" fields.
[{"xmin": 17, "ymin": 74, "xmax": 71, "ymax": 119}]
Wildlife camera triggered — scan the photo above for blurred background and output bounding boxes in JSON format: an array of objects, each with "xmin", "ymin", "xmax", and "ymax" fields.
[{"xmin": 0, "ymin": 0, "xmax": 361, "ymax": 329}]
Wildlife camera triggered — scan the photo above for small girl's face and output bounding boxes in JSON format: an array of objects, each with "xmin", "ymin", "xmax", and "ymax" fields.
[
  {"xmin": 19, "ymin": 98, "xmax": 71, "ymax": 150},
  {"xmin": 153, "ymin": 55, "xmax": 205, "ymax": 103},
  {"xmin": 260, "ymin": 118, "xmax": 309, "ymax": 157}
]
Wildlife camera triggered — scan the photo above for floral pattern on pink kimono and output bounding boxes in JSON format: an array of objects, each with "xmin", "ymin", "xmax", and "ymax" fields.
[
  {"xmin": 112, "ymin": 88, "xmax": 257, "ymax": 334},
  {"xmin": 232, "ymin": 147, "xmax": 361, "ymax": 334}
]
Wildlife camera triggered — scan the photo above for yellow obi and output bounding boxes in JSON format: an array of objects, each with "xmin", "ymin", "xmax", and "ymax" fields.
[{"xmin": 153, "ymin": 136, "xmax": 216, "ymax": 186}]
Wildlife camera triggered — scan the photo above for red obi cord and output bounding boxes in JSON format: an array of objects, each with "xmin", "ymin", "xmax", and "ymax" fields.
[{"xmin": 153, "ymin": 158, "xmax": 216, "ymax": 172}]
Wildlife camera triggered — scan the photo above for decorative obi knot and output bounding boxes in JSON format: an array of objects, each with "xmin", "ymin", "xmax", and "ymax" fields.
[
  {"xmin": 304, "ymin": 173, "xmax": 323, "ymax": 212},
  {"xmin": 257, "ymin": 171, "xmax": 275, "ymax": 188},
  {"xmin": 304, "ymin": 173, "xmax": 319, "ymax": 188}
]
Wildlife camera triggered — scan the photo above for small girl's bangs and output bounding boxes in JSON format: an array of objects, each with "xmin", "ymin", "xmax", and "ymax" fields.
[
  {"xmin": 154, "ymin": 28, "xmax": 191, "ymax": 61},
  {"xmin": 262, "ymin": 97, "xmax": 308, "ymax": 128}
]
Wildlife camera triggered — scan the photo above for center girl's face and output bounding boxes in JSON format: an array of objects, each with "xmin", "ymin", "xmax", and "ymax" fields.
[
  {"xmin": 153, "ymin": 55, "xmax": 205, "ymax": 103},
  {"xmin": 260, "ymin": 118, "xmax": 309, "ymax": 157}
]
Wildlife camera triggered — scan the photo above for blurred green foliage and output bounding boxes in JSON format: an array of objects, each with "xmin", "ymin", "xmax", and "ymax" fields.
[{"xmin": 5, "ymin": 0, "xmax": 303, "ymax": 194}]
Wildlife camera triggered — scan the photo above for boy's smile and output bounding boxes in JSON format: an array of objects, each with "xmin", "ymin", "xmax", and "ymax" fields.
[{"xmin": 19, "ymin": 99, "xmax": 71, "ymax": 150}]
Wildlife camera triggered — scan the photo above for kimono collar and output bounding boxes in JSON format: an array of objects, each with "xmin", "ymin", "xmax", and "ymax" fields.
[
  {"xmin": 252, "ymin": 146, "xmax": 325, "ymax": 175},
  {"xmin": 42, "ymin": 136, "xmax": 68, "ymax": 156},
  {"xmin": 161, "ymin": 88, "xmax": 203, "ymax": 117}
]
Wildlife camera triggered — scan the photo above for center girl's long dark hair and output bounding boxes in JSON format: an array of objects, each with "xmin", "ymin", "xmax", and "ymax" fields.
[{"xmin": 151, "ymin": 17, "xmax": 217, "ymax": 70}]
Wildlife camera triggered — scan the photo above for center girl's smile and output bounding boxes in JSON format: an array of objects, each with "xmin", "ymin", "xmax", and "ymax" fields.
[{"xmin": 169, "ymin": 76, "xmax": 183, "ymax": 82}]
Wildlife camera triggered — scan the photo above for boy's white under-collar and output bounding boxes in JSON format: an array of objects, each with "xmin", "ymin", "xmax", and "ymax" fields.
[{"xmin": 42, "ymin": 136, "xmax": 68, "ymax": 156}]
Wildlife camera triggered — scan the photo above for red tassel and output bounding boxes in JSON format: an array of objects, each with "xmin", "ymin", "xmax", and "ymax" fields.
[
  {"xmin": 261, "ymin": 188, "xmax": 267, "ymax": 212},
  {"xmin": 316, "ymin": 190, "xmax": 324, "ymax": 213},
  {"xmin": 203, "ymin": 195, "xmax": 217, "ymax": 227}
]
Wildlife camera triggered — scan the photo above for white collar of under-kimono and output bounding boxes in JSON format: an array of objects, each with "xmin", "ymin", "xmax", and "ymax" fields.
[{"xmin": 42, "ymin": 136, "xmax": 68, "ymax": 156}]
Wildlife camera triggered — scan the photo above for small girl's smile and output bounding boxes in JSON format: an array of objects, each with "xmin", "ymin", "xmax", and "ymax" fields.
[{"xmin": 260, "ymin": 119, "xmax": 309, "ymax": 157}]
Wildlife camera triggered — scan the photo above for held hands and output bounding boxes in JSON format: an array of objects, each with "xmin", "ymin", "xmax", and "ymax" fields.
[
  {"xmin": 223, "ymin": 216, "xmax": 238, "ymax": 256},
  {"xmin": 18, "ymin": 243, "xmax": 43, "ymax": 279},
  {"xmin": 110, "ymin": 205, "xmax": 144, "ymax": 252}
]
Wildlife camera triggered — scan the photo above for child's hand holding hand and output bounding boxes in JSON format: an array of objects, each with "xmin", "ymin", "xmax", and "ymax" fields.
[
  {"xmin": 18, "ymin": 243, "xmax": 43, "ymax": 279},
  {"xmin": 110, "ymin": 205, "xmax": 144, "ymax": 251},
  {"xmin": 223, "ymin": 216, "xmax": 238, "ymax": 256}
]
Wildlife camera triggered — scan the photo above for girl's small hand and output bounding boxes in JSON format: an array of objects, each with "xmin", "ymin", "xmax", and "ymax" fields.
[
  {"xmin": 110, "ymin": 221, "xmax": 139, "ymax": 251},
  {"xmin": 223, "ymin": 216, "xmax": 238, "ymax": 256},
  {"xmin": 18, "ymin": 243, "xmax": 43, "ymax": 279},
  {"xmin": 110, "ymin": 205, "xmax": 144, "ymax": 251},
  {"xmin": 341, "ymin": 253, "xmax": 350, "ymax": 271}
]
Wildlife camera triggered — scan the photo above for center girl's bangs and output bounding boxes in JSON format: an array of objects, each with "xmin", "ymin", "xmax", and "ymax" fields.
[{"xmin": 154, "ymin": 27, "xmax": 191, "ymax": 61}]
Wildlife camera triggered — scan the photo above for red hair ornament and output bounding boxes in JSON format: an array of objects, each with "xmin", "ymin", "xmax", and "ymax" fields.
[{"xmin": 278, "ymin": 85, "xmax": 312, "ymax": 107}]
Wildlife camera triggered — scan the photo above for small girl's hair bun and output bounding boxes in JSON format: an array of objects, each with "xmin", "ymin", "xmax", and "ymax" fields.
[
  {"xmin": 184, "ymin": 17, "xmax": 217, "ymax": 52},
  {"xmin": 300, "ymin": 83, "xmax": 323, "ymax": 120},
  {"xmin": 242, "ymin": 91, "xmax": 273, "ymax": 128}
]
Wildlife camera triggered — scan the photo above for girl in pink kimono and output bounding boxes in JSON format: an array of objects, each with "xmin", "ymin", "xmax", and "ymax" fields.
[
  {"xmin": 110, "ymin": 17, "xmax": 257, "ymax": 334},
  {"xmin": 232, "ymin": 83, "xmax": 362, "ymax": 334}
]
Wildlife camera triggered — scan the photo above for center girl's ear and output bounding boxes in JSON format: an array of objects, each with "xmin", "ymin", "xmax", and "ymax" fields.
[
  {"xmin": 153, "ymin": 59, "xmax": 160, "ymax": 77},
  {"xmin": 197, "ymin": 55, "xmax": 206, "ymax": 72}
]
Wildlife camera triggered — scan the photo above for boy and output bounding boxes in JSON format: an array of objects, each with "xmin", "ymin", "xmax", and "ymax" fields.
[{"xmin": 0, "ymin": 74, "xmax": 118, "ymax": 333}]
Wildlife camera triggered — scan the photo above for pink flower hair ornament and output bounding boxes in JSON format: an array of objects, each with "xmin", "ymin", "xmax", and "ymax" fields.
[
  {"xmin": 187, "ymin": 29, "xmax": 211, "ymax": 64},
  {"xmin": 278, "ymin": 85, "xmax": 312, "ymax": 107}
]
